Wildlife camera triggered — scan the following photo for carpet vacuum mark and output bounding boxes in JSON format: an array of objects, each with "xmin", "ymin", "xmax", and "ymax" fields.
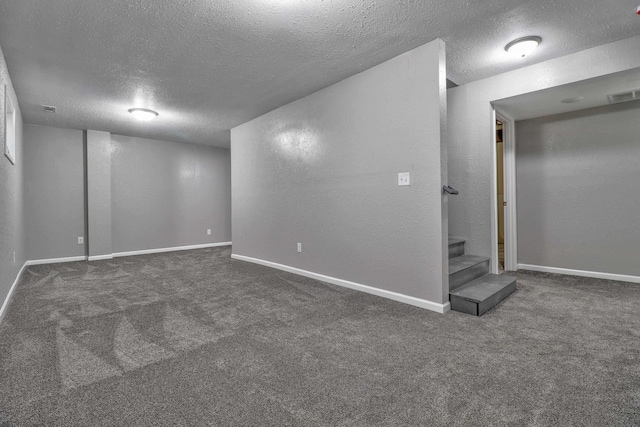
[{"xmin": 0, "ymin": 246, "xmax": 638, "ymax": 426}]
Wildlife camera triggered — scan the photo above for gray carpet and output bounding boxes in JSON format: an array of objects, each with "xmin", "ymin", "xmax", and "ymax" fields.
[{"xmin": 0, "ymin": 246, "xmax": 638, "ymax": 426}]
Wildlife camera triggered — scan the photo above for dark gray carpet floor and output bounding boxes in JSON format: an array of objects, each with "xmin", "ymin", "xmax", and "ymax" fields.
[{"xmin": 0, "ymin": 246, "xmax": 638, "ymax": 426}]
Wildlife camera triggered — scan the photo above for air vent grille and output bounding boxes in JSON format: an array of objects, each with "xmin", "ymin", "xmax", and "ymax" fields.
[
  {"xmin": 608, "ymin": 89, "xmax": 640, "ymax": 105},
  {"xmin": 42, "ymin": 105, "xmax": 57, "ymax": 113}
]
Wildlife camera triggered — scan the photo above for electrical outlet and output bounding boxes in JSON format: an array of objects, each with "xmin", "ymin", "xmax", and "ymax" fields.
[
  {"xmin": 398, "ymin": 172, "xmax": 410, "ymax": 186},
  {"xmin": 78, "ymin": 236, "xmax": 84, "ymax": 245},
  {"xmin": 207, "ymin": 229, "xmax": 212, "ymax": 235},
  {"xmin": 297, "ymin": 243, "xmax": 302, "ymax": 253}
]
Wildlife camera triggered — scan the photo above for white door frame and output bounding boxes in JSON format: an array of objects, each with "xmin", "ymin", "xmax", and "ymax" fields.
[{"xmin": 491, "ymin": 108, "xmax": 518, "ymax": 272}]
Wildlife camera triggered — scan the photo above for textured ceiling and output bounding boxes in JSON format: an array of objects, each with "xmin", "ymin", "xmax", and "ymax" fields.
[
  {"xmin": 494, "ymin": 67, "xmax": 640, "ymax": 121},
  {"xmin": 0, "ymin": 0, "xmax": 639, "ymax": 147}
]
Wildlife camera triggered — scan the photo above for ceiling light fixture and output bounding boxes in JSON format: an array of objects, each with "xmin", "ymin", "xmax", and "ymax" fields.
[
  {"xmin": 505, "ymin": 36, "xmax": 542, "ymax": 58},
  {"xmin": 128, "ymin": 108, "xmax": 159, "ymax": 121}
]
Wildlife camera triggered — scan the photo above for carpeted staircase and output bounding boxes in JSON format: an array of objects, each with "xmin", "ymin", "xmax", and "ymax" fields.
[{"xmin": 448, "ymin": 237, "xmax": 516, "ymax": 316}]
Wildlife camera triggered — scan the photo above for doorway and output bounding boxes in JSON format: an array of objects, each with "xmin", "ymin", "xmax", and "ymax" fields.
[
  {"xmin": 496, "ymin": 120, "xmax": 505, "ymax": 272},
  {"xmin": 493, "ymin": 111, "xmax": 517, "ymax": 272}
]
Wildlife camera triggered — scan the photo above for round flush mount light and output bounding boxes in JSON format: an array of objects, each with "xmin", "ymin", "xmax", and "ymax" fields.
[
  {"xmin": 128, "ymin": 108, "xmax": 159, "ymax": 121},
  {"xmin": 505, "ymin": 36, "xmax": 542, "ymax": 58}
]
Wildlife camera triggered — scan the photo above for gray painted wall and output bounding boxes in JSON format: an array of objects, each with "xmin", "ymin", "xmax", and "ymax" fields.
[
  {"xmin": 231, "ymin": 40, "xmax": 447, "ymax": 304},
  {"xmin": 24, "ymin": 125, "xmax": 85, "ymax": 260},
  {"xmin": 516, "ymin": 101, "xmax": 640, "ymax": 276},
  {"xmin": 111, "ymin": 135, "xmax": 231, "ymax": 253},
  {"xmin": 447, "ymin": 36, "xmax": 640, "ymax": 270},
  {"xmin": 23, "ymin": 127, "xmax": 231, "ymax": 260},
  {"xmin": 87, "ymin": 130, "xmax": 112, "ymax": 258},
  {"xmin": 0, "ymin": 43, "xmax": 25, "ymax": 309}
]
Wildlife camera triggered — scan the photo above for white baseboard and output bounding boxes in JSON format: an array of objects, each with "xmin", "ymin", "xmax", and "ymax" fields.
[
  {"xmin": 24, "ymin": 243, "xmax": 232, "ymax": 265},
  {"xmin": 0, "ymin": 262, "xmax": 28, "ymax": 323},
  {"xmin": 231, "ymin": 254, "xmax": 450, "ymax": 314},
  {"xmin": 113, "ymin": 242, "xmax": 232, "ymax": 258},
  {"xmin": 518, "ymin": 264, "xmax": 640, "ymax": 284},
  {"xmin": 88, "ymin": 254, "xmax": 114, "ymax": 262},
  {"xmin": 26, "ymin": 256, "xmax": 87, "ymax": 266}
]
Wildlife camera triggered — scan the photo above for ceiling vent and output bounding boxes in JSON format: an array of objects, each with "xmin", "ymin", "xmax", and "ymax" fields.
[
  {"xmin": 42, "ymin": 105, "xmax": 57, "ymax": 113},
  {"xmin": 607, "ymin": 89, "xmax": 640, "ymax": 105}
]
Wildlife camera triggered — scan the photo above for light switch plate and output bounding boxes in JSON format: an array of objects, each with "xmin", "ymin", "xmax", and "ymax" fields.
[{"xmin": 398, "ymin": 172, "xmax": 410, "ymax": 186}]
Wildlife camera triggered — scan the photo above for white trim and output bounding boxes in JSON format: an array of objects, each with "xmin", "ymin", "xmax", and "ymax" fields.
[
  {"xmin": 518, "ymin": 264, "xmax": 640, "ymax": 284},
  {"xmin": 113, "ymin": 242, "xmax": 232, "ymax": 258},
  {"xmin": 0, "ymin": 262, "xmax": 28, "ymax": 323},
  {"xmin": 24, "ymin": 243, "xmax": 232, "ymax": 265},
  {"xmin": 489, "ymin": 107, "xmax": 499, "ymax": 274},
  {"xmin": 88, "ymin": 254, "xmax": 114, "ymax": 262},
  {"xmin": 25, "ymin": 256, "xmax": 87, "ymax": 266},
  {"xmin": 231, "ymin": 254, "xmax": 451, "ymax": 314},
  {"xmin": 496, "ymin": 111, "xmax": 518, "ymax": 271}
]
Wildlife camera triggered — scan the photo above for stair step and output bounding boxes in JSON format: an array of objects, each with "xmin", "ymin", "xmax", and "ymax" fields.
[
  {"xmin": 448, "ymin": 237, "xmax": 465, "ymax": 246},
  {"xmin": 448, "ymin": 237, "xmax": 465, "ymax": 259},
  {"xmin": 450, "ymin": 274, "xmax": 517, "ymax": 316},
  {"xmin": 449, "ymin": 255, "xmax": 489, "ymax": 291}
]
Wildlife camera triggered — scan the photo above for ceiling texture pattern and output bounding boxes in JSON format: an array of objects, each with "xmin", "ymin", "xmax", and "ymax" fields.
[
  {"xmin": 0, "ymin": 0, "xmax": 638, "ymax": 147},
  {"xmin": 494, "ymin": 68, "xmax": 640, "ymax": 121}
]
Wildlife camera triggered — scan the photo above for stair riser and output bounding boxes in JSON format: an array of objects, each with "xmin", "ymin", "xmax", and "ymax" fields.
[
  {"xmin": 450, "ymin": 297, "xmax": 479, "ymax": 316},
  {"xmin": 448, "ymin": 242, "xmax": 465, "ymax": 259},
  {"xmin": 449, "ymin": 260, "xmax": 489, "ymax": 291},
  {"xmin": 450, "ymin": 280, "xmax": 516, "ymax": 316}
]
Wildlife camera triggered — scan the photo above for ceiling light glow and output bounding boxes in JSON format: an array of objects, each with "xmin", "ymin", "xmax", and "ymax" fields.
[
  {"xmin": 505, "ymin": 36, "xmax": 542, "ymax": 58},
  {"xmin": 128, "ymin": 108, "xmax": 159, "ymax": 121}
]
